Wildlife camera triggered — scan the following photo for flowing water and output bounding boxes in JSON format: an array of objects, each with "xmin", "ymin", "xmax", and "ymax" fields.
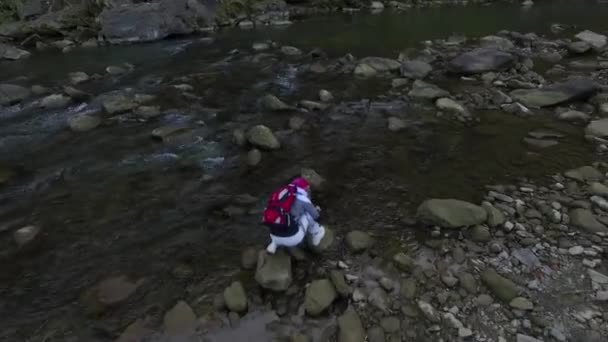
[{"xmin": 1, "ymin": 1, "xmax": 608, "ymax": 340}]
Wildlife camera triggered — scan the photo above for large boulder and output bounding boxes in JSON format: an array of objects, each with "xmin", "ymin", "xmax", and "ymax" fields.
[
  {"xmin": 448, "ymin": 48, "xmax": 515, "ymax": 74},
  {"xmin": 0, "ymin": 43, "xmax": 31, "ymax": 60},
  {"xmin": 255, "ymin": 251, "xmax": 292, "ymax": 291},
  {"xmin": 510, "ymin": 78, "xmax": 596, "ymax": 107},
  {"xmin": 223, "ymin": 281, "xmax": 248, "ymax": 313},
  {"xmin": 0, "ymin": 84, "xmax": 31, "ymax": 106},
  {"xmin": 417, "ymin": 199, "xmax": 487, "ymax": 228},
  {"xmin": 570, "ymin": 209, "xmax": 608, "ymax": 234},
  {"xmin": 247, "ymin": 125, "xmax": 280, "ymax": 150},
  {"xmin": 338, "ymin": 307, "xmax": 365, "ymax": 342},
  {"xmin": 100, "ymin": 0, "xmax": 214, "ymax": 44},
  {"xmin": 481, "ymin": 269, "xmax": 519, "ymax": 302},
  {"xmin": 305, "ymin": 279, "xmax": 337, "ymax": 316},
  {"xmin": 400, "ymin": 60, "xmax": 433, "ymax": 79},
  {"xmin": 575, "ymin": 30, "xmax": 607, "ymax": 50}
]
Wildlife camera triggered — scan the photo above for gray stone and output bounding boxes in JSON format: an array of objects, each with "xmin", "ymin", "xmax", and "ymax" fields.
[
  {"xmin": 247, "ymin": 125, "xmax": 280, "ymax": 150},
  {"xmin": 367, "ymin": 326, "xmax": 385, "ymax": 342},
  {"xmin": 459, "ymin": 272, "xmax": 477, "ymax": 294},
  {"xmin": 338, "ymin": 307, "xmax": 365, "ymax": 342},
  {"xmin": 388, "ymin": 117, "xmax": 406, "ymax": 132},
  {"xmin": 300, "ymin": 100, "xmax": 327, "ymax": 111},
  {"xmin": 586, "ymin": 118, "xmax": 608, "ymax": 138},
  {"xmin": 281, "ymin": 46, "xmax": 302, "ymax": 56},
  {"xmin": 417, "ymin": 199, "xmax": 487, "ymax": 228},
  {"xmin": 260, "ymin": 94, "xmax": 290, "ymax": 111},
  {"xmin": 558, "ymin": 110, "xmax": 589, "ymax": 122},
  {"xmin": 448, "ymin": 48, "xmax": 515, "ymax": 74},
  {"xmin": 330, "ymin": 270, "xmax": 352, "ymax": 297},
  {"xmin": 481, "ymin": 269, "xmax": 519, "ymax": 302},
  {"xmin": 305, "ymin": 279, "xmax": 337, "ymax": 316},
  {"xmin": 69, "ymin": 72, "xmax": 90, "ymax": 85},
  {"xmin": 516, "ymin": 334, "xmax": 542, "ymax": 342},
  {"xmin": 68, "ymin": 114, "xmax": 101, "ymax": 132},
  {"xmin": 355, "ymin": 57, "xmax": 401, "ymax": 77},
  {"xmin": 523, "ymin": 138, "xmax": 558, "ymax": 149},
  {"xmin": 483, "ymin": 202, "xmax": 505, "ymax": 227},
  {"xmin": 436, "ymin": 97, "xmax": 467, "ymax": 114},
  {"xmin": 510, "ymin": 78, "xmax": 596, "ymax": 107},
  {"xmin": 568, "ymin": 41, "xmax": 592, "ymax": 54},
  {"xmin": 380, "ymin": 317, "xmax": 400, "ymax": 333},
  {"xmin": 102, "ymin": 95, "xmax": 137, "ymax": 114},
  {"xmin": 417, "ymin": 300, "xmax": 440, "ymax": 322},
  {"xmin": 13, "ymin": 225, "xmax": 41, "ymax": 248},
  {"xmin": 400, "ymin": 60, "xmax": 433, "ymax": 79},
  {"xmin": 408, "ymin": 80, "xmax": 449, "ymax": 100},
  {"xmin": 134, "ymin": 106, "xmax": 161, "ymax": 118},
  {"xmin": 589, "ymin": 182, "xmax": 608, "ymax": 197},
  {"xmin": 40, "ymin": 94, "xmax": 71, "ymax": 109},
  {"xmin": 224, "ymin": 281, "xmax": 247, "ymax": 313},
  {"xmin": 163, "ymin": 301, "xmax": 197, "ymax": 336},
  {"xmin": 247, "ymin": 149, "xmax": 262, "ymax": 166},
  {"xmin": 575, "ymin": 30, "xmax": 607, "ymax": 50},
  {"xmin": 0, "ymin": 43, "xmax": 31, "ymax": 60},
  {"xmin": 441, "ymin": 272, "xmax": 459, "ymax": 287},
  {"xmin": 345, "ymin": 230, "xmax": 373, "ymax": 253},
  {"xmin": 564, "ymin": 166, "xmax": 603, "ymax": 182},
  {"xmin": 368, "ymin": 287, "xmax": 389, "ymax": 312},
  {"xmin": 233, "ymin": 129, "xmax": 246, "ymax": 146},
  {"xmin": 319, "ymin": 89, "xmax": 334, "ymax": 102},
  {"xmin": 151, "ymin": 125, "xmax": 191, "ymax": 141},
  {"xmin": 570, "ymin": 209, "xmax": 608, "ymax": 233},
  {"xmin": 255, "ymin": 251, "xmax": 292, "ymax": 291},
  {"xmin": 0, "ymin": 84, "xmax": 30, "ymax": 106},
  {"xmin": 510, "ymin": 297, "xmax": 533, "ymax": 310},
  {"xmin": 469, "ymin": 225, "xmax": 491, "ymax": 242},
  {"xmin": 475, "ymin": 294, "xmax": 494, "ymax": 306},
  {"xmin": 400, "ymin": 278, "xmax": 417, "ymax": 299},
  {"xmin": 393, "ymin": 252, "xmax": 415, "ymax": 272},
  {"xmin": 480, "ymin": 35, "xmax": 515, "ymax": 50}
]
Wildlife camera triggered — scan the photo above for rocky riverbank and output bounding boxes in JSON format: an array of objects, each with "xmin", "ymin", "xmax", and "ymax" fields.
[{"xmin": 3, "ymin": 2, "xmax": 608, "ymax": 341}]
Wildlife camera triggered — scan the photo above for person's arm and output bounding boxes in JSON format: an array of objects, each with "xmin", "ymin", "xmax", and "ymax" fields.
[{"xmin": 301, "ymin": 201, "xmax": 320, "ymax": 220}]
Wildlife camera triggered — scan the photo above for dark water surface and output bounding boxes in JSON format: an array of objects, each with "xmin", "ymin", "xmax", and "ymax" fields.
[{"xmin": 0, "ymin": 1, "xmax": 606, "ymax": 340}]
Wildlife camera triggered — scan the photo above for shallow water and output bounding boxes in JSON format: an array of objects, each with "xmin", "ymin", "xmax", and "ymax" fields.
[{"xmin": 0, "ymin": 1, "xmax": 607, "ymax": 340}]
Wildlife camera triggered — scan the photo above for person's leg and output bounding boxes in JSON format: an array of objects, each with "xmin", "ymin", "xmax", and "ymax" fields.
[
  {"xmin": 267, "ymin": 229, "xmax": 305, "ymax": 253},
  {"xmin": 302, "ymin": 213, "xmax": 325, "ymax": 245}
]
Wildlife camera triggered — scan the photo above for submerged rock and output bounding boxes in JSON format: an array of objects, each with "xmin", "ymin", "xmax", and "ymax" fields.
[
  {"xmin": 68, "ymin": 114, "xmax": 102, "ymax": 132},
  {"xmin": 417, "ymin": 199, "xmax": 487, "ymax": 228},
  {"xmin": 338, "ymin": 307, "xmax": 365, "ymax": 342},
  {"xmin": 40, "ymin": 94, "xmax": 71, "ymax": 109},
  {"xmin": 400, "ymin": 60, "xmax": 433, "ymax": 79},
  {"xmin": 69, "ymin": 72, "xmax": 90, "ymax": 85},
  {"xmin": 319, "ymin": 89, "xmax": 334, "ymax": 102},
  {"xmin": 570, "ymin": 208, "xmax": 608, "ymax": 233},
  {"xmin": 102, "ymin": 95, "xmax": 137, "ymax": 114},
  {"xmin": 223, "ymin": 281, "xmax": 248, "ymax": 313},
  {"xmin": 0, "ymin": 84, "xmax": 31, "ymax": 106},
  {"xmin": 388, "ymin": 117, "xmax": 406, "ymax": 131},
  {"xmin": 13, "ymin": 225, "xmax": 41, "ymax": 248},
  {"xmin": 408, "ymin": 80, "xmax": 449, "ymax": 100},
  {"xmin": 247, "ymin": 125, "xmax": 280, "ymax": 150},
  {"xmin": 305, "ymin": 279, "xmax": 337, "ymax": 316},
  {"xmin": 480, "ymin": 35, "xmax": 515, "ymax": 51},
  {"xmin": 260, "ymin": 94, "xmax": 290, "ymax": 111},
  {"xmin": 481, "ymin": 269, "xmax": 519, "ymax": 302},
  {"xmin": 163, "ymin": 301, "xmax": 197, "ymax": 336},
  {"xmin": 0, "ymin": 43, "xmax": 31, "ymax": 60},
  {"xmin": 255, "ymin": 251, "xmax": 292, "ymax": 291},
  {"xmin": 510, "ymin": 78, "xmax": 596, "ymax": 107},
  {"xmin": 94, "ymin": 276, "xmax": 143, "ymax": 309},
  {"xmin": 448, "ymin": 48, "xmax": 515, "ymax": 74}
]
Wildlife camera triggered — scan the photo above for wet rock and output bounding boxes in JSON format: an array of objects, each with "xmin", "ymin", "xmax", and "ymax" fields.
[
  {"xmin": 134, "ymin": 106, "xmax": 161, "ymax": 118},
  {"xmin": 516, "ymin": 334, "xmax": 542, "ymax": 342},
  {"xmin": 289, "ymin": 116, "xmax": 306, "ymax": 131},
  {"xmin": 307, "ymin": 225, "xmax": 335, "ymax": 252},
  {"xmin": 247, "ymin": 149, "xmax": 262, "ymax": 166},
  {"xmin": 233, "ymin": 129, "xmax": 246, "ymax": 146},
  {"xmin": 589, "ymin": 182, "xmax": 608, "ymax": 197},
  {"xmin": 380, "ymin": 316, "xmax": 400, "ymax": 333},
  {"xmin": 481, "ymin": 269, "xmax": 519, "ymax": 302},
  {"xmin": 305, "ymin": 279, "xmax": 337, "ymax": 316},
  {"xmin": 448, "ymin": 48, "xmax": 515, "ymax": 74},
  {"xmin": 523, "ymin": 138, "xmax": 558, "ymax": 149},
  {"xmin": 338, "ymin": 307, "xmax": 365, "ymax": 342},
  {"xmin": 345, "ymin": 230, "xmax": 373, "ymax": 253},
  {"xmin": 252, "ymin": 42, "xmax": 270, "ymax": 51},
  {"xmin": 480, "ymin": 35, "xmax": 515, "ymax": 51},
  {"xmin": 354, "ymin": 57, "xmax": 401, "ymax": 77},
  {"xmin": 106, "ymin": 65, "xmax": 129, "ymax": 76},
  {"xmin": 388, "ymin": 117, "xmax": 406, "ymax": 132},
  {"xmin": 391, "ymin": 78, "xmax": 409, "ymax": 88},
  {"xmin": 367, "ymin": 326, "xmax": 385, "ymax": 342},
  {"xmin": 564, "ymin": 166, "xmax": 603, "ymax": 182},
  {"xmin": 31, "ymin": 85, "xmax": 50, "ymax": 96},
  {"xmin": 369, "ymin": 287, "xmax": 389, "ymax": 312},
  {"xmin": 163, "ymin": 301, "xmax": 197, "ymax": 336},
  {"xmin": 568, "ymin": 246, "xmax": 584, "ymax": 255},
  {"xmin": 261, "ymin": 94, "xmax": 290, "ymax": 111},
  {"xmin": 475, "ymin": 294, "xmax": 494, "ymax": 306},
  {"xmin": 281, "ymin": 46, "xmax": 302, "ymax": 56},
  {"xmin": 441, "ymin": 272, "xmax": 459, "ymax": 287},
  {"xmin": 417, "ymin": 199, "xmax": 487, "ymax": 228},
  {"xmin": 255, "ymin": 251, "xmax": 292, "ymax": 291},
  {"xmin": 13, "ymin": 225, "xmax": 41, "ymax": 248},
  {"xmin": 468, "ymin": 225, "xmax": 491, "ymax": 242},
  {"xmin": 69, "ymin": 72, "xmax": 89, "ymax": 85},
  {"xmin": 575, "ymin": 30, "xmax": 607, "ymax": 50},
  {"xmin": 370, "ymin": 1, "xmax": 384, "ymax": 10},
  {"xmin": 379, "ymin": 277, "xmax": 394, "ymax": 292},
  {"xmin": 100, "ymin": 0, "xmax": 210, "ymax": 44},
  {"xmin": 300, "ymin": 100, "xmax": 327, "ymax": 111},
  {"xmin": 116, "ymin": 319, "xmax": 150, "ymax": 342},
  {"xmin": 302, "ymin": 168, "xmax": 325, "ymax": 190},
  {"xmin": 247, "ymin": 125, "xmax": 280, "ymax": 150},
  {"xmin": 102, "ymin": 95, "xmax": 137, "ymax": 114},
  {"xmin": 68, "ymin": 114, "xmax": 102, "ymax": 132},
  {"xmin": 558, "ymin": 110, "xmax": 589, "ymax": 122},
  {"xmin": 400, "ymin": 278, "xmax": 417, "ymax": 299},
  {"xmin": 568, "ymin": 41, "xmax": 592, "ymax": 54},
  {"xmin": 330, "ymin": 270, "xmax": 352, "ymax": 297},
  {"xmin": 418, "ymin": 300, "xmax": 440, "ymax": 323},
  {"xmin": 393, "ymin": 252, "xmax": 415, "ymax": 272},
  {"xmin": 585, "ymin": 118, "xmax": 608, "ymax": 138},
  {"xmin": 95, "ymin": 276, "xmax": 142, "ymax": 308},
  {"xmin": 570, "ymin": 208, "xmax": 608, "ymax": 233},
  {"xmin": 0, "ymin": 43, "xmax": 30, "ymax": 60},
  {"xmin": 510, "ymin": 297, "xmax": 533, "ymax": 310},
  {"xmin": 224, "ymin": 281, "xmax": 247, "ymax": 313},
  {"xmin": 408, "ymin": 80, "xmax": 449, "ymax": 100},
  {"xmin": 483, "ymin": 202, "xmax": 505, "ymax": 227},
  {"xmin": 319, "ymin": 89, "xmax": 334, "ymax": 102},
  {"xmin": 40, "ymin": 94, "xmax": 71, "ymax": 109},
  {"xmin": 459, "ymin": 272, "xmax": 477, "ymax": 294},
  {"xmin": 0, "ymin": 84, "xmax": 31, "ymax": 106},
  {"xmin": 400, "ymin": 60, "xmax": 433, "ymax": 79},
  {"xmin": 435, "ymin": 97, "xmax": 467, "ymax": 115},
  {"xmin": 151, "ymin": 125, "xmax": 191, "ymax": 141},
  {"xmin": 510, "ymin": 78, "xmax": 596, "ymax": 107}
]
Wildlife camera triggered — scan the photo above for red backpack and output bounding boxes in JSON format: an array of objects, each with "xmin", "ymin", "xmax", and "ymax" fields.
[{"xmin": 262, "ymin": 184, "xmax": 297, "ymax": 230}]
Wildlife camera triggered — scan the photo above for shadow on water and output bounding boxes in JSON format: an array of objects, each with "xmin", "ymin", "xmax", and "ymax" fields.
[{"xmin": 0, "ymin": 1, "xmax": 604, "ymax": 339}]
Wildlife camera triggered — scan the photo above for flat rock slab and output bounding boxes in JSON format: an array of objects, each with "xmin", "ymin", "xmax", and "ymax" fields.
[
  {"xmin": 510, "ymin": 78, "xmax": 596, "ymax": 107},
  {"xmin": 417, "ymin": 199, "xmax": 487, "ymax": 228}
]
